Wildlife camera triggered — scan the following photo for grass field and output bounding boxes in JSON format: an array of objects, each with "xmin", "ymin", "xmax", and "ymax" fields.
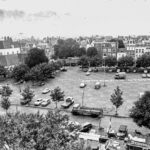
[{"xmin": 0, "ymin": 66, "xmax": 150, "ymax": 133}]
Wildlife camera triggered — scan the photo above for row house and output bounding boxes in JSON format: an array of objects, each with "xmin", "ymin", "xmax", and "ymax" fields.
[
  {"xmin": 135, "ymin": 45, "xmax": 147, "ymax": 60},
  {"xmin": 117, "ymin": 48, "xmax": 127, "ymax": 60},
  {"xmin": 93, "ymin": 41, "xmax": 118, "ymax": 58}
]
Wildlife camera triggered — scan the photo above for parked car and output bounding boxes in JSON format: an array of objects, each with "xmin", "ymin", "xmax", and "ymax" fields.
[
  {"xmin": 88, "ymin": 68, "xmax": 93, "ymax": 72},
  {"xmin": 20, "ymin": 98, "xmax": 31, "ymax": 105},
  {"xmin": 114, "ymin": 72, "xmax": 126, "ymax": 79},
  {"xmin": 80, "ymin": 83, "xmax": 86, "ymax": 88},
  {"xmin": 142, "ymin": 73, "xmax": 147, "ymax": 78},
  {"xmin": 117, "ymin": 125, "xmax": 128, "ymax": 140},
  {"xmin": 38, "ymin": 82, "xmax": 45, "ymax": 86},
  {"xmin": 147, "ymin": 74, "xmax": 150, "ymax": 78},
  {"xmin": 61, "ymin": 97, "xmax": 74, "ymax": 108},
  {"xmin": 95, "ymin": 82, "xmax": 101, "ymax": 89},
  {"xmin": 82, "ymin": 68, "xmax": 88, "ymax": 72},
  {"xmin": 34, "ymin": 98, "xmax": 43, "ymax": 106},
  {"xmin": 107, "ymin": 129, "xmax": 116, "ymax": 138},
  {"xmin": 42, "ymin": 88, "xmax": 50, "ymax": 94},
  {"xmin": 93, "ymin": 68, "xmax": 98, "ymax": 72},
  {"xmin": 60, "ymin": 67, "xmax": 67, "ymax": 72},
  {"xmin": 86, "ymin": 72, "xmax": 90, "ymax": 76},
  {"xmin": 41, "ymin": 99, "xmax": 51, "ymax": 107},
  {"xmin": 80, "ymin": 122, "xmax": 92, "ymax": 132}
]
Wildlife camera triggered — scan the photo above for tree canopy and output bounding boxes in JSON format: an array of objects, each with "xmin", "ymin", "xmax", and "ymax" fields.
[
  {"xmin": 118, "ymin": 56, "xmax": 134, "ymax": 67},
  {"xmin": 25, "ymin": 48, "xmax": 49, "ymax": 68},
  {"xmin": 86, "ymin": 47, "xmax": 98, "ymax": 57},
  {"xmin": 105, "ymin": 56, "xmax": 117, "ymax": 67},
  {"xmin": 130, "ymin": 91, "xmax": 150, "ymax": 129},
  {"xmin": 0, "ymin": 65, "xmax": 7, "ymax": 77},
  {"xmin": 0, "ymin": 111, "xmax": 83, "ymax": 150},
  {"xmin": 12, "ymin": 64, "xmax": 29, "ymax": 81},
  {"xmin": 50, "ymin": 87, "xmax": 65, "ymax": 108},
  {"xmin": 21, "ymin": 86, "xmax": 34, "ymax": 103},
  {"xmin": 54, "ymin": 38, "xmax": 80, "ymax": 59},
  {"xmin": 136, "ymin": 54, "xmax": 150, "ymax": 68},
  {"xmin": 110, "ymin": 86, "xmax": 123, "ymax": 115}
]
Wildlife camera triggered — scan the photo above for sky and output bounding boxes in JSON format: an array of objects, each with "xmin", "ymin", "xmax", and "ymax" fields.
[{"xmin": 0, "ymin": 0, "xmax": 150, "ymax": 38}]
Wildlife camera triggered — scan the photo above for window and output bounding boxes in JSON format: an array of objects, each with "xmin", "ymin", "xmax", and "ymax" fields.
[
  {"xmin": 0, "ymin": 52, "xmax": 2, "ymax": 55},
  {"xmin": 139, "ymin": 49, "xmax": 141, "ymax": 53},
  {"xmin": 108, "ymin": 48, "xmax": 111, "ymax": 52},
  {"xmin": 12, "ymin": 51, "xmax": 14, "ymax": 54},
  {"xmin": 142, "ymin": 49, "xmax": 144, "ymax": 53},
  {"xmin": 136, "ymin": 49, "xmax": 138, "ymax": 53},
  {"xmin": 7, "ymin": 52, "xmax": 9, "ymax": 55},
  {"xmin": 103, "ymin": 48, "xmax": 107, "ymax": 53}
]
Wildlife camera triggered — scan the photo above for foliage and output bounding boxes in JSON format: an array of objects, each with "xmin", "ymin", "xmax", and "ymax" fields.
[
  {"xmin": 1, "ymin": 96, "xmax": 10, "ymax": 112},
  {"xmin": 0, "ymin": 111, "xmax": 83, "ymax": 150},
  {"xmin": 1, "ymin": 85, "xmax": 13, "ymax": 97},
  {"xmin": 50, "ymin": 87, "xmax": 65, "ymax": 108},
  {"xmin": 86, "ymin": 47, "xmax": 98, "ymax": 57},
  {"xmin": 136, "ymin": 54, "xmax": 150, "ymax": 68},
  {"xmin": 75, "ymin": 47, "xmax": 86, "ymax": 57},
  {"xmin": 54, "ymin": 38, "xmax": 80, "ymax": 59},
  {"xmin": 130, "ymin": 91, "xmax": 150, "ymax": 129},
  {"xmin": 21, "ymin": 86, "xmax": 34, "ymax": 102},
  {"xmin": 12, "ymin": 64, "xmax": 29, "ymax": 81},
  {"xmin": 25, "ymin": 48, "xmax": 49, "ymax": 68},
  {"xmin": 0, "ymin": 65, "xmax": 7, "ymax": 77},
  {"xmin": 110, "ymin": 86, "xmax": 123, "ymax": 115},
  {"xmin": 118, "ymin": 56, "xmax": 134, "ymax": 67},
  {"xmin": 105, "ymin": 56, "xmax": 117, "ymax": 67},
  {"xmin": 29, "ymin": 64, "xmax": 45, "ymax": 82},
  {"xmin": 78, "ymin": 55, "xmax": 89, "ymax": 68},
  {"xmin": 89, "ymin": 55, "xmax": 102, "ymax": 67},
  {"xmin": 38, "ymin": 63, "xmax": 54, "ymax": 78}
]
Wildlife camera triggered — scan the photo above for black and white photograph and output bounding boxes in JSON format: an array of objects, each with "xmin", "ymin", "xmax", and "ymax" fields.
[{"xmin": 0, "ymin": 0, "xmax": 150, "ymax": 149}]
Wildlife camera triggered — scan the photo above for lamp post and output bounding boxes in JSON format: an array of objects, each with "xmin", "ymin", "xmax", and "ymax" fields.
[
  {"xmin": 103, "ymin": 55, "xmax": 106, "ymax": 87},
  {"xmin": 81, "ymin": 86, "xmax": 85, "ymax": 107}
]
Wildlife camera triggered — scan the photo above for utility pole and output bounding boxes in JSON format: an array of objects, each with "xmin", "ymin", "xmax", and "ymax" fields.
[{"xmin": 81, "ymin": 87, "xmax": 85, "ymax": 107}]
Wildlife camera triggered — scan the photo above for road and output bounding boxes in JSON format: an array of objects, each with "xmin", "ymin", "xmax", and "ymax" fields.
[{"xmin": 2, "ymin": 104, "xmax": 149, "ymax": 135}]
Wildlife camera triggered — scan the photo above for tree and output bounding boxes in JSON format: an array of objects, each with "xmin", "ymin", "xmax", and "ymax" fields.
[
  {"xmin": 30, "ymin": 65, "xmax": 45, "ymax": 83},
  {"xmin": 0, "ymin": 65, "xmax": 7, "ymax": 78},
  {"xmin": 54, "ymin": 38, "xmax": 80, "ymax": 58},
  {"xmin": 87, "ymin": 47, "xmax": 98, "ymax": 57},
  {"xmin": 12, "ymin": 64, "xmax": 29, "ymax": 81},
  {"xmin": 136, "ymin": 54, "xmax": 150, "ymax": 68},
  {"xmin": 50, "ymin": 87, "xmax": 65, "ymax": 108},
  {"xmin": 110, "ymin": 86, "xmax": 123, "ymax": 115},
  {"xmin": 1, "ymin": 96, "xmax": 10, "ymax": 114},
  {"xmin": 21, "ymin": 86, "xmax": 34, "ymax": 104},
  {"xmin": 75, "ymin": 47, "xmax": 86, "ymax": 57},
  {"xmin": 0, "ymin": 111, "xmax": 83, "ymax": 150},
  {"xmin": 25, "ymin": 48, "xmax": 49, "ymax": 68},
  {"xmin": 1, "ymin": 85, "xmax": 13, "ymax": 97},
  {"xmin": 78, "ymin": 55, "xmax": 89, "ymax": 68},
  {"xmin": 89, "ymin": 55, "xmax": 102, "ymax": 67},
  {"xmin": 105, "ymin": 56, "xmax": 117, "ymax": 67},
  {"xmin": 130, "ymin": 91, "xmax": 150, "ymax": 129},
  {"xmin": 118, "ymin": 56, "xmax": 134, "ymax": 67}
]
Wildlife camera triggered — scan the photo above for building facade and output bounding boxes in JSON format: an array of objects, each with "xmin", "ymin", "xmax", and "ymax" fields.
[{"xmin": 93, "ymin": 41, "xmax": 118, "ymax": 58}]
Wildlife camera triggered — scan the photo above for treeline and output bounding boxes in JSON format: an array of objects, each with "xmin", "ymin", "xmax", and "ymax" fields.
[{"xmin": 0, "ymin": 48, "xmax": 63, "ymax": 82}]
